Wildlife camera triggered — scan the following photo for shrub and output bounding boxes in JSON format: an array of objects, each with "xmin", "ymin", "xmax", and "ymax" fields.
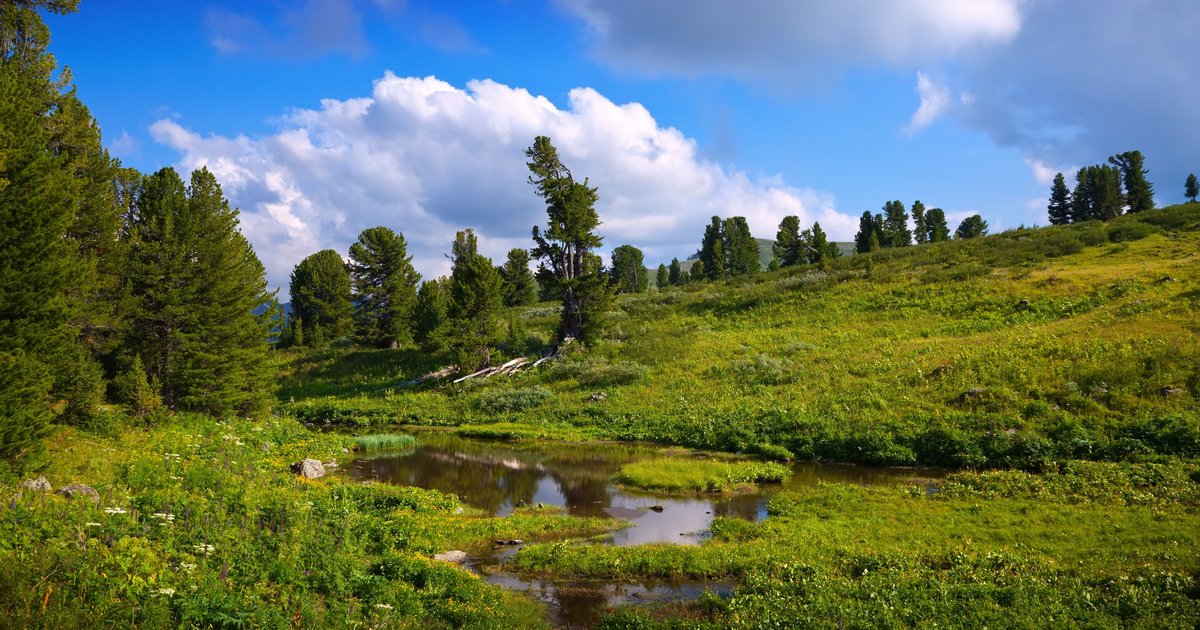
[
  {"xmin": 548, "ymin": 357, "xmax": 648, "ymax": 388},
  {"xmin": 475, "ymin": 387, "xmax": 552, "ymax": 413},
  {"xmin": 1106, "ymin": 221, "xmax": 1159, "ymax": 242}
]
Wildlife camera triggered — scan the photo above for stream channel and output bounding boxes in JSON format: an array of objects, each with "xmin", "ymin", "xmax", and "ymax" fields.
[{"xmin": 344, "ymin": 432, "xmax": 942, "ymax": 628}]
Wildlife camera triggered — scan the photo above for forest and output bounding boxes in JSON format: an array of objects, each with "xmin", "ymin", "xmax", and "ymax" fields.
[{"xmin": 3, "ymin": 2, "xmax": 1199, "ymax": 628}]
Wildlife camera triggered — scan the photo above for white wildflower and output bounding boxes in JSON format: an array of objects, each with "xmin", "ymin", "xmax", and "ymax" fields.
[
  {"xmin": 194, "ymin": 543, "xmax": 215, "ymax": 554},
  {"xmin": 374, "ymin": 603, "xmax": 393, "ymax": 610},
  {"xmin": 180, "ymin": 563, "xmax": 196, "ymax": 573},
  {"xmin": 155, "ymin": 588, "xmax": 175, "ymax": 596},
  {"xmin": 84, "ymin": 522, "xmax": 102, "ymax": 527},
  {"xmin": 103, "ymin": 507, "xmax": 127, "ymax": 515},
  {"xmin": 151, "ymin": 512, "xmax": 175, "ymax": 521}
]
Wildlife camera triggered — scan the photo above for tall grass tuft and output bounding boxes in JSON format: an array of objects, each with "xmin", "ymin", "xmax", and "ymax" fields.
[{"xmin": 351, "ymin": 433, "xmax": 417, "ymax": 452}]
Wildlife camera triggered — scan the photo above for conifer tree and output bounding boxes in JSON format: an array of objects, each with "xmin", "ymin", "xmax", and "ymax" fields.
[
  {"xmin": 655, "ymin": 263, "xmax": 669, "ymax": 288},
  {"xmin": 448, "ymin": 229, "xmax": 502, "ymax": 370},
  {"xmin": 774, "ymin": 215, "xmax": 803, "ymax": 266},
  {"xmin": 1184, "ymin": 173, "xmax": 1198, "ymax": 203},
  {"xmin": 526, "ymin": 136, "xmax": 611, "ymax": 343},
  {"xmin": 723, "ymin": 216, "xmax": 760, "ymax": 275},
  {"xmin": 955, "ymin": 214, "xmax": 989, "ymax": 239},
  {"xmin": 289, "ymin": 249, "xmax": 353, "ymax": 347},
  {"xmin": 925, "ymin": 208, "xmax": 950, "ymax": 242},
  {"xmin": 1108, "ymin": 150, "xmax": 1154, "ymax": 213},
  {"xmin": 882, "ymin": 200, "xmax": 912, "ymax": 247},
  {"xmin": 854, "ymin": 211, "xmax": 875, "ymax": 253},
  {"xmin": 699, "ymin": 216, "xmax": 725, "ymax": 280},
  {"xmin": 348, "ymin": 226, "xmax": 420, "ymax": 348},
  {"xmin": 911, "ymin": 201, "xmax": 928, "ymax": 244},
  {"xmin": 125, "ymin": 167, "xmax": 274, "ymax": 416},
  {"xmin": 413, "ymin": 279, "xmax": 449, "ymax": 351},
  {"xmin": 690, "ymin": 260, "xmax": 707, "ymax": 282},
  {"xmin": 609, "ymin": 244, "xmax": 648, "ymax": 293},
  {"xmin": 805, "ymin": 222, "xmax": 839, "ymax": 264},
  {"xmin": 668, "ymin": 257, "xmax": 683, "ymax": 285},
  {"xmin": 1072, "ymin": 165, "xmax": 1125, "ymax": 221},
  {"xmin": 1047, "ymin": 172, "xmax": 1073, "ymax": 225},
  {"xmin": 498, "ymin": 248, "xmax": 538, "ymax": 306}
]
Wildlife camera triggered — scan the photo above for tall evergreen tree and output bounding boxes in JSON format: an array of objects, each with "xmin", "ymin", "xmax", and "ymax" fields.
[
  {"xmin": 805, "ymin": 222, "xmax": 840, "ymax": 264},
  {"xmin": 655, "ymin": 263, "xmax": 669, "ymax": 288},
  {"xmin": 289, "ymin": 249, "xmax": 353, "ymax": 347},
  {"xmin": 955, "ymin": 214, "xmax": 989, "ymax": 239},
  {"xmin": 609, "ymin": 244, "xmax": 648, "ymax": 293},
  {"xmin": 1108, "ymin": 150, "xmax": 1154, "ymax": 213},
  {"xmin": 498, "ymin": 248, "xmax": 538, "ymax": 307},
  {"xmin": 448, "ymin": 229, "xmax": 502, "ymax": 370},
  {"xmin": 125, "ymin": 167, "xmax": 275, "ymax": 416},
  {"xmin": 723, "ymin": 216, "xmax": 759, "ymax": 276},
  {"xmin": 1184, "ymin": 173, "xmax": 1198, "ymax": 203},
  {"xmin": 854, "ymin": 211, "xmax": 875, "ymax": 253},
  {"xmin": 690, "ymin": 260, "xmax": 707, "ymax": 282},
  {"xmin": 699, "ymin": 216, "xmax": 725, "ymax": 280},
  {"xmin": 911, "ymin": 201, "xmax": 928, "ymax": 244},
  {"xmin": 526, "ymin": 136, "xmax": 611, "ymax": 343},
  {"xmin": 882, "ymin": 200, "xmax": 912, "ymax": 247},
  {"xmin": 668, "ymin": 257, "xmax": 683, "ymax": 285},
  {"xmin": 774, "ymin": 215, "xmax": 803, "ymax": 266},
  {"xmin": 925, "ymin": 208, "xmax": 950, "ymax": 242},
  {"xmin": 1073, "ymin": 165, "xmax": 1125, "ymax": 221},
  {"xmin": 1047, "ymin": 172, "xmax": 1073, "ymax": 225},
  {"xmin": 413, "ymin": 279, "xmax": 449, "ymax": 351},
  {"xmin": 348, "ymin": 226, "xmax": 420, "ymax": 348}
]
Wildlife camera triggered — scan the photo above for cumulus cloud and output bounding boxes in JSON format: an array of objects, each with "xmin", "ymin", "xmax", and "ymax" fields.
[
  {"xmin": 150, "ymin": 74, "xmax": 853, "ymax": 295},
  {"xmin": 905, "ymin": 72, "xmax": 952, "ymax": 134},
  {"xmin": 557, "ymin": 0, "xmax": 1021, "ymax": 81}
]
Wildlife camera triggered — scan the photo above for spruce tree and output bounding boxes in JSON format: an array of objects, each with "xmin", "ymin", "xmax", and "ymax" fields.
[
  {"xmin": 1184, "ymin": 173, "xmax": 1198, "ymax": 203},
  {"xmin": 955, "ymin": 214, "xmax": 989, "ymax": 239},
  {"xmin": 774, "ymin": 215, "xmax": 803, "ymax": 266},
  {"xmin": 498, "ymin": 248, "xmax": 538, "ymax": 306},
  {"xmin": 690, "ymin": 260, "xmax": 707, "ymax": 282},
  {"xmin": 413, "ymin": 279, "xmax": 449, "ymax": 351},
  {"xmin": 806, "ymin": 222, "xmax": 839, "ymax": 264},
  {"xmin": 448, "ymin": 229, "xmax": 502, "ymax": 370},
  {"xmin": 289, "ymin": 249, "xmax": 354, "ymax": 347},
  {"xmin": 1047, "ymin": 172, "xmax": 1072, "ymax": 225},
  {"xmin": 925, "ymin": 208, "xmax": 950, "ymax": 242},
  {"xmin": 668, "ymin": 257, "xmax": 683, "ymax": 285},
  {"xmin": 1108, "ymin": 150, "xmax": 1154, "ymax": 213},
  {"xmin": 655, "ymin": 263, "xmax": 669, "ymax": 289},
  {"xmin": 723, "ymin": 216, "xmax": 759, "ymax": 276},
  {"xmin": 348, "ymin": 226, "xmax": 420, "ymax": 348},
  {"xmin": 854, "ymin": 211, "xmax": 875, "ymax": 253},
  {"xmin": 699, "ymin": 216, "xmax": 725, "ymax": 280},
  {"xmin": 1073, "ymin": 165, "xmax": 1125, "ymax": 221},
  {"xmin": 125, "ymin": 167, "xmax": 275, "ymax": 416},
  {"xmin": 911, "ymin": 201, "xmax": 928, "ymax": 244},
  {"xmin": 882, "ymin": 200, "xmax": 912, "ymax": 247},
  {"xmin": 609, "ymin": 244, "xmax": 648, "ymax": 293}
]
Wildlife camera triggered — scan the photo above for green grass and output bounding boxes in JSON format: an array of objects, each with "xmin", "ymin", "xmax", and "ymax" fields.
[
  {"xmin": 350, "ymin": 432, "xmax": 417, "ymax": 451},
  {"xmin": 613, "ymin": 457, "xmax": 791, "ymax": 493}
]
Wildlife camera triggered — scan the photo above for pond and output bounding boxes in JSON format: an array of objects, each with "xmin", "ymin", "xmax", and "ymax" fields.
[{"xmin": 344, "ymin": 431, "xmax": 942, "ymax": 627}]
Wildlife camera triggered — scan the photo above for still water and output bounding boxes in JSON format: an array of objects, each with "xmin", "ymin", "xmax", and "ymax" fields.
[{"xmin": 344, "ymin": 431, "xmax": 941, "ymax": 627}]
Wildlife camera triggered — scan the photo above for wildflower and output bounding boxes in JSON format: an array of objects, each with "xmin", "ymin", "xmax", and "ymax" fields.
[
  {"xmin": 155, "ymin": 588, "xmax": 176, "ymax": 596},
  {"xmin": 151, "ymin": 512, "xmax": 176, "ymax": 521},
  {"xmin": 194, "ymin": 543, "xmax": 215, "ymax": 554},
  {"xmin": 374, "ymin": 603, "xmax": 393, "ymax": 610},
  {"xmin": 103, "ymin": 507, "xmax": 127, "ymax": 515},
  {"xmin": 180, "ymin": 563, "xmax": 196, "ymax": 573},
  {"xmin": 84, "ymin": 522, "xmax": 102, "ymax": 527}
]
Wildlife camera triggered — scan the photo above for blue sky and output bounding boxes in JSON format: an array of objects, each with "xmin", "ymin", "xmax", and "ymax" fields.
[{"xmin": 44, "ymin": 0, "xmax": 1200, "ymax": 293}]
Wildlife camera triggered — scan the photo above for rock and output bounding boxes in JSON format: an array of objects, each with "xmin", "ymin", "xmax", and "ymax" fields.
[
  {"xmin": 493, "ymin": 539, "xmax": 523, "ymax": 546},
  {"xmin": 341, "ymin": 448, "xmax": 350, "ymax": 454},
  {"xmin": 20, "ymin": 476, "xmax": 51, "ymax": 494},
  {"xmin": 56, "ymin": 483, "xmax": 100, "ymax": 503},
  {"xmin": 434, "ymin": 550, "xmax": 468, "ymax": 563},
  {"xmin": 648, "ymin": 505, "xmax": 665, "ymax": 513},
  {"xmin": 291, "ymin": 459, "xmax": 325, "ymax": 479},
  {"xmin": 323, "ymin": 461, "xmax": 338, "ymax": 470},
  {"xmin": 1161, "ymin": 386, "xmax": 1184, "ymax": 397},
  {"xmin": 515, "ymin": 499, "xmax": 526, "ymax": 508},
  {"xmin": 1016, "ymin": 299, "xmax": 1030, "ymax": 309},
  {"xmin": 588, "ymin": 391, "xmax": 607, "ymax": 402}
]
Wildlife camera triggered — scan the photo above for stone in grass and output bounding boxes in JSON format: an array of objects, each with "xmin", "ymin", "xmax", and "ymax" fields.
[
  {"xmin": 20, "ymin": 476, "xmax": 52, "ymax": 494},
  {"xmin": 434, "ymin": 550, "xmax": 468, "ymax": 563},
  {"xmin": 56, "ymin": 483, "xmax": 100, "ymax": 503},
  {"xmin": 291, "ymin": 459, "xmax": 325, "ymax": 479}
]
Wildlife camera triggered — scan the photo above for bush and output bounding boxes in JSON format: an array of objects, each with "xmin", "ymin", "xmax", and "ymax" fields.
[
  {"xmin": 475, "ymin": 387, "xmax": 553, "ymax": 413},
  {"xmin": 1106, "ymin": 221, "xmax": 1159, "ymax": 242},
  {"xmin": 548, "ymin": 357, "xmax": 648, "ymax": 388}
]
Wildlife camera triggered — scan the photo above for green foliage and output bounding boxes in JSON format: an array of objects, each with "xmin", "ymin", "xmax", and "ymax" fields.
[
  {"xmin": 910, "ymin": 200, "xmax": 927, "ymax": 244},
  {"xmin": 667, "ymin": 257, "xmax": 684, "ymax": 286},
  {"xmin": 111, "ymin": 355, "xmax": 163, "ymax": 417},
  {"xmin": 954, "ymin": 214, "xmax": 989, "ymax": 239},
  {"xmin": 1186, "ymin": 173, "xmax": 1199, "ymax": 203},
  {"xmin": 348, "ymin": 226, "xmax": 421, "ymax": 348},
  {"xmin": 613, "ymin": 458, "xmax": 791, "ymax": 493},
  {"xmin": 882, "ymin": 199, "xmax": 912, "ymax": 246},
  {"xmin": 351, "ymin": 433, "xmax": 417, "ymax": 452},
  {"xmin": 448, "ymin": 229, "xmax": 502, "ymax": 371},
  {"xmin": 1109, "ymin": 150, "xmax": 1154, "ymax": 214},
  {"xmin": 1048, "ymin": 172, "xmax": 1072, "ymax": 225},
  {"xmin": 610, "ymin": 244, "xmax": 649, "ymax": 294},
  {"xmin": 289, "ymin": 249, "xmax": 353, "ymax": 347},
  {"xmin": 1073, "ymin": 164, "xmax": 1125, "ymax": 221},
  {"xmin": 549, "ymin": 356, "xmax": 648, "ymax": 388},
  {"xmin": 773, "ymin": 215, "xmax": 803, "ymax": 266},
  {"xmin": 723, "ymin": 216, "xmax": 760, "ymax": 276},
  {"xmin": 0, "ymin": 351, "xmax": 53, "ymax": 463},
  {"xmin": 475, "ymin": 387, "xmax": 553, "ymax": 413},
  {"xmin": 498, "ymin": 248, "xmax": 538, "ymax": 307},
  {"xmin": 655, "ymin": 263, "xmax": 669, "ymax": 288},
  {"xmin": 924, "ymin": 207, "xmax": 950, "ymax": 242},
  {"xmin": 413, "ymin": 279, "xmax": 449, "ymax": 351}
]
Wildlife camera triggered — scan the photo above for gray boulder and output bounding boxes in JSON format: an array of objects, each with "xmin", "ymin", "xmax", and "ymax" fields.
[
  {"xmin": 291, "ymin": 459, "xmax": 325, "ymax": 479},
  {"xmin": 56, "ymin": 483, "xmax": 100, "ymax": 503},
  {"xmin": 20, "ymin": 476, "xmax": 52, "ymax": 494},
  {"xmin": 434, "ymin": 550, "xmax": 468, "ymax": 563}
]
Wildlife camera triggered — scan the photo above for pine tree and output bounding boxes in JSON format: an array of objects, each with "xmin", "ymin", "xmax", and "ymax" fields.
[
  {"xmin": 882, "ymin": 200, "xmax": 912, "ymax": 247},
  {"xmin": 498, "ymin": 248, "xmax": 538, "ymax": 306},
  {"xmin": 911, "ymin": 201, "xmax": 928, "ymax": 244},
  {"xmin": 413, "ymin": 279, "xmax": 449, "ymax": 351},
  {"xmin": 609, "ymin": 244, "xmax": 648, "ymax": 293},
  {"xmin": 668, "ymin": 257, "xmax": 684, "ymax": 285},
  {"xmin": 774, "ymin": 215, "xmax": 803, "ymax": 266},
  {"xmin": 125, "ymin": 167, "xmax": 275, "ymax": 416},
  {"xmin": 348, "ymin": 226, "xmax": 420, "ymax": 348},
  {"xmin": 1047, "ymin": 172, "xmax": 1072, "ymax": 225},
  {"xmin": 1108, "ymin": 150, "xmax": 1154, "ymax": 214},
  {"xmin": 955, "ymin": 214, "xmax": 989, "ymax": 239},
  {"xmin": 690, "ymin": 260, "xmax": 707, "ymax": 282},
  {"xmin": 1073, "ymin": 165, "xmax": 1125, "ymax": 221},
  {"xmin": 699, "ymin": 216, "xmax": 725, "ymax": 280},
  {"xmin": 723, "ymin": 216, "xmax": 759, "ymax": 276},
  {"xmin": 289, "ymin": 249, "xmax": 353, "ymax": 347},
  {"xmin": 925, "ymin": 208, "xmax": 950, "ymax": 242},
  {"xmin": 806, "ymin": 222, "xmax": 839, "ymax": 264},
  {"xmin": 526, "ymin": 136, "xmax": 611, "ymax": 343},
  {"xmin": 448, "ymin": 229, "xmax": 502, "ymax": 371},
  {"xmin": 1184, "ymin": 174, "xmax": 1198, "ymax": 203},
  {"xmin": 854, "ymin": 211, "xmax": 875, "ymax": 253},
  {"xmin": 655, "ymin": 263, "xmax": 669, "ymax": 289}
]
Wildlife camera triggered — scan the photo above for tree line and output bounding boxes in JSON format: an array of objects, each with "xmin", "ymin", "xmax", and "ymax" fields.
[{"xmin": 1046, "ymin": 151, "xmax": 1199, "ymax": 224}]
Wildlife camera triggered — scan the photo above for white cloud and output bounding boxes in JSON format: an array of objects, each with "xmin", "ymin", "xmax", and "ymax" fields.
[
  {"xmin": 905, "ymin": 72, "xmax": 952, "ymax": 134},
  {"xmin": 558, "ymin": 0, "xmax": 1021, "ymax": 81},
  {"xmin": 150, "ymin": 73, "xmax": 853, "ymax": 296}
]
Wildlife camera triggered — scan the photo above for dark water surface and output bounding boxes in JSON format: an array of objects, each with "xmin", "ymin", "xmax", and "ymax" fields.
[{"xmin": 345, "ymin": 432, "xmax": 942, "ymax": 627}]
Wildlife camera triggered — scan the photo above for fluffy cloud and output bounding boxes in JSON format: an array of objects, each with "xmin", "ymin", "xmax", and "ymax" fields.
[
  {"xmin": 151, "ymin": 73, "xmax": 853, "ymax": 295},
  {"xmin": 558, "ymin": 0, "xmax": 1021, "ymax": 81},
  {"xmin": 905, "ymin": 72, "xmax": 952, "ymax": 134}
]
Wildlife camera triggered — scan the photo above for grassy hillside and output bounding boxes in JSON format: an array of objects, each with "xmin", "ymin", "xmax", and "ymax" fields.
[{"xmin": 281, "ymin": 204, "xmax": 1200, "ymax": 469}]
